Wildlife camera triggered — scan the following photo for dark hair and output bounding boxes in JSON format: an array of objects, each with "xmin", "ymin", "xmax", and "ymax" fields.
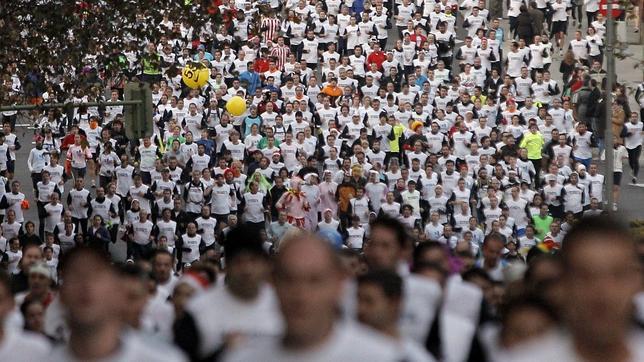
[
  {"xmin": 413, "ymin": 241, "xmax": 449, "ymax": 275},
  {"xmin": 499, "ymin": 293, "xmax": 558, "ymax": 328},
  {"xmin": 462, "ymin": 267, "xmax": 492, "ymax": 284},
  {"xmin": 223, "ymin": 226, "xmax": 267, "ymax": 263},
  {"xmin": 20, "ymin": 298, "xmax": 45, "ymax": 322},
  {"xmin": 357, "ymin": 269, "xmax": 403, "ymax": 299},
  {"xmin": 152, "ymin": 249, "xmax": 174, "ymax": 262},
  {"xmin": 117, "ymin": 263, "xmax": 149, "ymax": 282},
  {"xmin": 483, "ymin": 232, "xmax": 505, "ymax": 246},
  {"xmin": 187, "ymin": 262, "xmax": 218, "ymax": 284},
  {"xmin": 413, "ymin": 241, "xmax": 446, "ymax": 264},
  {"xmin": 560, "ymin": 216, "xmax": 634, "ymax": 269},
  {"xmin": 369, "ymin": 216, "xmax": 409, "ymax": 248},
  {"xmin": 22, "ymin": 242, "xmax": 43, "ymax": 254},
  {"xmin": 60, "ymin": 246, "xmax": 112, "ymax": 276},
  {"xmin": 0, "ymin": 270, "xmax": 10, "ymax": 296}
]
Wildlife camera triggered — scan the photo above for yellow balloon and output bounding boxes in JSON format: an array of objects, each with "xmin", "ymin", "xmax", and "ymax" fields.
[
  {"xmin": 226, "ymin": 96, "xmax": 247, "ymax": 116},
  {"xmin": 182, "ymin": 63, "xmax": 209, "ymax": 89}
]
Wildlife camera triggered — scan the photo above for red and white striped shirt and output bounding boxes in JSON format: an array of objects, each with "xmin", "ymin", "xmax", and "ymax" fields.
[
  {"xmin": 261, "ymin": 17, "xmax": 281, "ymax": 43},
  {"xmin": 270, "ymin": 45, "xmax": 291, "ymax": 71}
]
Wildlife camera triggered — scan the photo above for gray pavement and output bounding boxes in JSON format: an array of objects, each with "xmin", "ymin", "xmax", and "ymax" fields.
[{"xmin": 13, "ymin": 122, "xmax": 128, "ymax": 261}]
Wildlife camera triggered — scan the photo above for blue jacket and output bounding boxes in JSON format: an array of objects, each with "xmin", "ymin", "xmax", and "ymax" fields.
[
  {"xmin": 415, "ymin": 75, "xmax": 429, "ymax": 88},
  {"xmin": 239, "ymin": 71, "xmax": 261, "ymax": 95},
  {"xmin": 351, "ymin": 0, "xmax": 365, "ymax": 15}
]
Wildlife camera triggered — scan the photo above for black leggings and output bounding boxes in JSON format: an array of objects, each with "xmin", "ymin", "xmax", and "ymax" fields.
[
  {"xmin": 627, "ymin": 145, "xmax": 641, "ymax": 178},
  {"xmin": 99, "ymin": 175, "xmax": 114, "ymax": 189},
  {"xmin": 531, "ymin": 158, "xmax": 542, "ymax": 186},
  {"xmin": 572, "ymin": 4, "xmax": 582, "ymax": 23},
  {"xmin": 37, "ymin": 201, "xmax": 46, "ymax": 240},
  {"xmin": 586, "ymin": 11, "xmax": 597, "ymax": 28},
  {"xmin": 509, "ymin": 17, "xmax": 518, "ymax": 37},
  {"xmin": 31, "ymin": 172, "xmax": 42, "ymax": 192},
  {"xmin": 72, "ymin": 217, "xmax": 88, "ymax": 235},
  {"xmin": 379, "ymin": 38, "xmax": 387, "ymax": 49}
]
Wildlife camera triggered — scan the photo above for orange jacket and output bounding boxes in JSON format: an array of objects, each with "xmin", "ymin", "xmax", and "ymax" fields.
[{"xmin": 322, "ymin": 85, "xmax": 343, "ymax": 98}]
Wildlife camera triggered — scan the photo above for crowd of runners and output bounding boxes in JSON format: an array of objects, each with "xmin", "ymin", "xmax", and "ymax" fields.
[{"xmin": 0, "ymin": 0, "xmax": 643, "ymax": 360}]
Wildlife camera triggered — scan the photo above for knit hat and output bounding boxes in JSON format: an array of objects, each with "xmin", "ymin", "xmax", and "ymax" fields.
[
  {"xmin": 29, "ymin": 262, "xmax": 51, "ymax": 279},
  {"xmin": 176, "ymin": 270, "xmax": 209, "ymax": 293}
]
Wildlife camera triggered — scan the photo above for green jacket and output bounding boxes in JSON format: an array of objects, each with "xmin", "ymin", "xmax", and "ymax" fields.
[
  {"xmin": 142, "ymin": 54, "xmax": 162, "ymax": 75},
  {"xmin": 532, "ymin": 215, "xmax": 553, "ymax": 241},
  {"xmin": 520, "ymin": 132, "xmax": 545, "ymax": 160}
]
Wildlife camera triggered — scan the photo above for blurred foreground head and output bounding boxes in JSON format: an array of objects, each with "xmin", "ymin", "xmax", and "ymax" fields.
[
  {"xmin": 224, "ymin": 226, "xmax": 269, "ymax": 300},
  {"xmin": 559, "ymin": 216, "xmax": 641, "ymax": 350},
  {"xmin": 59, "ymin": 247, "xmax": 122, "ymax": 331},
  {"xmin": 272, "ymin": 233, "xmax": 344, "ymax": 349},
  {"xmin": 356, "ymin": 269, "xmax": 403, "ymax": 335}
]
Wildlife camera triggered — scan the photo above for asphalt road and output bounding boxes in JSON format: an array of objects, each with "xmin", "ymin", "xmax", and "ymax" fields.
[{"xmin": 12, "ymin": 122, "xmax": 128, "ymax": 261}]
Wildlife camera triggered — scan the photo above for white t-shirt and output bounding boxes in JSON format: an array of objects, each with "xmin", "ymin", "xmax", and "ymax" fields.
[
  {"xmin": 48, "ymin": 331, "xmax": 185, "ymax": 362},
  {"xmin": 572, "ymin": 131, "xmax": 594, "ymax": 159},
  {"xmin": 132, "ymin": 220, "xmax": 154, "ymax": 245},
  {"xmin": 318, "ymin": 219, "xmax": 340, "ymax": 233},
  {"xmin": 400, "ymin": 275, "xmax": 443, "ymax": 345},
  {"xmin": 497, "ymin": 329, "xmax": 644, "ymax": 362},
  {"xmin": 624, "ymin": 122, "xmax": 643, "ymax": 150},
  {"xmin": 0, "ymin": 329, "xmax": 50, "ymax": 360},
  {"xmin": 187, "ymin": 284, "xmax": 284, "ymax": 358},
  {"xmin": 5, "ymin": 250, "xmax": 21, "ymax": 274},
  {"xmin": 612, "ymin": 145, "xmax": 629, "ymax": 173},
  {"xmin": 3, "ymin": 192, "xmax": 25, "ymax": 223},
  {"xmin": 210, "ymin": 184, "xmax": 232, "ymax": 215},
  {"xmin": 346, "ymin": 226, "xmax": 365, "ymax": 249},
  {"xmin": 586, "ymin": 173, "xmax": 605, "ymax": 202},
  {"xmin": 223, "ymin": 322, "xmax": 401, "ymax": 362},
  {"xmin": 180, "ymin": 233, "xmax": 201, "ymax": 263},
  {"xmin": 44, "ymin": 202, "xmax": 64, "ymax": 233},
  {"xmin": 424, "ymin": 223, "xmax": 444, "ymax": 241},
  {"xmin": 399, "ymin": 338, "xmax": 436, "ymax": 362},
  {"xmin": 141, "ymin": 293, "xmax": 175, "ymax": 343},
  {"xmin": 242, "ymin": 192, "xmax": 266, "ymax": 223},
  {"xmin": 195, "ymin": 217, "xmax": 217, "ymax": 247}
]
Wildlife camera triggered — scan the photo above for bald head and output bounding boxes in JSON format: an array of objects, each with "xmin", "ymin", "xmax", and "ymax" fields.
[
  {"xmin": 274, "ymin": 234, "xmax": 342, "ymax": 277},
  {"xmin": 273, "ymin": 235, "xmax": 344, "ymax": 349}
]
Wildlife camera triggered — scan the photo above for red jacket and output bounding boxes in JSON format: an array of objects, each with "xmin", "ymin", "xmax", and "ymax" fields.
[
  {"xmin": 61, "ymin": 132, "xmax": 86, "ymax": 152},
  {"xmin": 367, "ymin": 51, "xmax": 387, "ymax": 71},
  {"xmin": 410, "ymin": 34, "xmax": 427, "ymax": 48},
  {"xmin": 254, "ymin": 58, "xmax": 270, "ymax": 73}
]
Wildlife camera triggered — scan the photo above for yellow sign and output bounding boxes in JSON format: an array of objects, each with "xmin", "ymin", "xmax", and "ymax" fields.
[{"xmin": 182, "ymin": 62, "xmax": 209, "ymax": 89}]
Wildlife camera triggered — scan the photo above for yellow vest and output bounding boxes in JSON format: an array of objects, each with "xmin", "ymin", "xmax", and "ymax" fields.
[
  {"xmin": 519, "ymin": 132, "xmax": 544, "ymax": 160},
  {"xmin": 142, "ymin": 55, "xmax": 161, "ymax": 75},
  {"xmin": 389, "ymin": 124, "xmax": 405, "ymax": 153}
]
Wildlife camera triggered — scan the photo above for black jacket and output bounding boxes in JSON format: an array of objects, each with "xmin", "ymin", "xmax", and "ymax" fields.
[
  {"xmin": 516, "ymin": 12, "xmax": 534, "ymax": 39},
  {"xmin": 10, "ymin": 271, "xmax": 29, "ymax": 294}
]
